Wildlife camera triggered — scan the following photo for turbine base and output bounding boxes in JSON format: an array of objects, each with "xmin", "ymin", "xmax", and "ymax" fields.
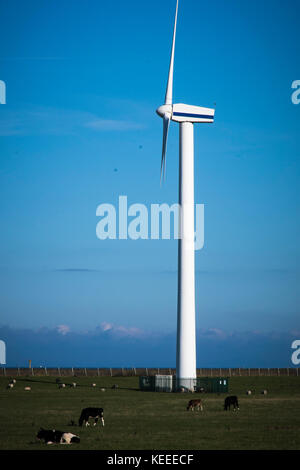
[{"xmin": 174, "ymin": 377, "xmax": 197, "ymax": 393}]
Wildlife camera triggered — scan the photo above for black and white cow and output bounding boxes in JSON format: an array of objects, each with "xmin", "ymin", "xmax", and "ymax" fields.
[
  {"xmin": 78, "ymin": 407, "xmax": 104, "ymax": 427},
  {"xmin": 224, "ymin": 395, "xmax": 239, "ymax": 411},
  {"xmin": 36, "ymin": 428, "xmax": 80, "ymax": 444}
]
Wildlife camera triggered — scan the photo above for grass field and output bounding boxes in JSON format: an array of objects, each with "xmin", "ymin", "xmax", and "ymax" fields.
[{"xmin": 0, "ymin": 375, "xmax": 299, "ymax": 450}]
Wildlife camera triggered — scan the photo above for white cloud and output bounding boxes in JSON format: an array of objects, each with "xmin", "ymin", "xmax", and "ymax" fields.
[
  {"xmin": 0, "ymin": 106, "xmax": 145, "ymax": 136},
  {"xmin": 56, "ymin": 324, "xmax": 71, "ymax": 335},
  {"xmin": 100, "ymin": 322, "xmax": 113, "ymax": 332},
  {"xmin": 100, "ymin": 321, "xmax": 144, "ymax": 338},
  {"xmin": 84, "ymin": 119, "xmax": 145, "ymax": 131},
  {"xmin": 199, "ymin": 328, "xmax": 228, "ymax": 339}
]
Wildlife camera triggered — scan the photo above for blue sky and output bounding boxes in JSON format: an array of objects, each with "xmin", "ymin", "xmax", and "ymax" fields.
[{"xmin": 0, "ymin": 0, "xmax": 299, "ymax": 366}]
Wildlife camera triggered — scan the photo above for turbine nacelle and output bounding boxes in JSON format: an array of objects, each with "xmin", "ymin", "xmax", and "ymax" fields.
[
  {"xmin": 157, "ymin": 103, "xmax": 215, "ymax": 123},
  {"xmin": 156, "ymin": 104, "xmax": 172, "ymax": 119}
]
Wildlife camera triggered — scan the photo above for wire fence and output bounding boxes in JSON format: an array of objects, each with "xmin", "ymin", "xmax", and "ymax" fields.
[{"xmin": 0, "ymin": 367, "xmax": 299, "ymax": 377}]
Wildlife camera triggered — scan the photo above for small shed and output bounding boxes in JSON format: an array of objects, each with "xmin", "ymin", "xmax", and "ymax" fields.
[
  {"xmin": 195, "ymin": 377, "xmax": 229, "ymax": 393},
  {"xmin": 139, "ymin": 375, "xmax": 173, "ymax": 392}
]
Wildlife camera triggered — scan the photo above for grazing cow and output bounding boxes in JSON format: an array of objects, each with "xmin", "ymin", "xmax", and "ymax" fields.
[
  {"xmin": 224, "ymin": 395, "xmax": 239, "ymax": 411},
  {"xmin": 79, "ymin": 407, "xmax": 104, "ymax": 427},
  {"xmin": 187, "ymin": 399, "xmax": 203, "ymax": 411},
  {"xmin": 36, "ymin": 428, "xmax": 80, "ymax": 444}
]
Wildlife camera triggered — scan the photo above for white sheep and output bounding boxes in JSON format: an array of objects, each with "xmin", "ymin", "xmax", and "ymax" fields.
[
  {"xmin": 7, "ymin": 383, "xmax": 14, "ymax": 389},
  {"xmin": 261, "ymin": 390, "xmax": 268, "ymax": 395},
  {"xmin": 24, "ymin": 386, "xmax": 31, "ymax": 391},
  {"xmin": 91, "ymin": 383, "xmax": 96, "ymax": 387},
  {"xmin": 72, "ymin": 382, "xmax": 77, "ymax": 388},
  {"xmin": 246, "ymin": 390, "xmax": 252, "ymax": 395},
  {"xmin": 59, "ymin": 383, "xmax": 66, "ymax": 389}
]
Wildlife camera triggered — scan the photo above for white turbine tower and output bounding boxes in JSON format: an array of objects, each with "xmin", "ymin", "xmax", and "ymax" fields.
[{"xmin": 156, "ymin": 0, "xmax": 215, "ymax": 391}]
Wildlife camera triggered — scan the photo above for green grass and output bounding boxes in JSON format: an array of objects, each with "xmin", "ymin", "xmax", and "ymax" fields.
[{"xmin": 0, "ymin": 376, "xmax": 299, "ymax": 450}]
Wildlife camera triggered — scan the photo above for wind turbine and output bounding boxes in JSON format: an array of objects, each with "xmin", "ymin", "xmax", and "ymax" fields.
[{"xmin": 156, "ymin": 0, "xmax": 215, "ymax": 391}]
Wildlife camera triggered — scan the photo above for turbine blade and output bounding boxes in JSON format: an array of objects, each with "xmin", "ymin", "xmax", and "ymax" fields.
[
  {"xmin": 164, "ymin": 0, "xmax": 179, "ymax": 106},
  {"xmin": 160, "ymin": 115, "xmax": 170, "ymax": 183}
]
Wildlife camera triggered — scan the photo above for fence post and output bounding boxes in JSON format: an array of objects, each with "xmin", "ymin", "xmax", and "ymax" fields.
[
  {"xmin": 58, "ymin": 367, "xmax": 61, "ymax": 376},
  {"xmin": 278, "ymin": 368, "xmax": 280, "ymax": 376},
  {"xmin": 146, "ymin": 368, "xmax": 148, "ymax": 376},
  {"xmin": 3, "ymin": 367, "xmax": 6, "ymax": 377},
  {"xmin": 32, "ymin": 367, "xmax": 34, "ymax": 376},
  {"xmin": 45, "ymin": 367, "xmax": 47, "ymax": 376},
  {"xmin": 18, "ymin": 367, "xmax": 20, "ymax": 376}
]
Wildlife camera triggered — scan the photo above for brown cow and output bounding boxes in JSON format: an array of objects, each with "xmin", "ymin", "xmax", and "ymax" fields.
[{"xmin": 187, "ymin": 399, "xmax": 203, "ymax": 411}]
